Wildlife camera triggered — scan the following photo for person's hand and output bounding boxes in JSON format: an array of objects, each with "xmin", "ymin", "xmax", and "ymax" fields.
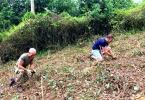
[{"xmin": 26, "ymin": 69, "xmax": 32, "ymax": 74}]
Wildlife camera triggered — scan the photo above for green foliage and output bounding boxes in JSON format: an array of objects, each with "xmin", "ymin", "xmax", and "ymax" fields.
[
  {"xmin": 0, "ymin": 1, "xmax": 13, "ymax": 32},
  {"xmin": 0, "ymin": 0, "xmax": 145, "ymax": 62},
  {"xmin": 22, "ymin": 12, "xmax": 35, "ymax": 21},
  {"xmin": 12, "ymin": 95, "xmax": 19, "ymax": 100},
  {"xmin": 37, "ymin": 49, "xmax": 50, "ymax": 57},
  {"xmin": 0, "ymin": 0, "xmax": 137, "ymax": 34},
  {"xmin": 96, "ymin": 69, "xmax": 109, "ymax": 84},
  {"xmin": 47, "ymin": 0, "xmax": 80, "ymax": 16},
  {"xmin": 0, "ymin": 22, "xmax": 25, "ymax": 42},
  {"xmin": 81, "ymin": 0, "xmax": 133, "ymax": 20},
  {"xmin": 111, "ymin": 3, "xmax": 145, "ymax": 32},
  {"xmin": 90, "ymin": 4, "xmax": 102, "ymax": 20},
  {"xmin": 35, "ymin": 0, "xmax": 50, "ymax": 12},
  {"xmin": 0, "ymin": 14, "xmax": 90, "ymax": 62},
  {"xmin": 131, "ymin": 48, "xmax": 144, "ymax": 57},
  {"xmin": 85, "ymin": 0, "xmax": 135, "ymax": 34},
  {"xmin": 7, "ymin": 0, "xmax": 30, "ymax": 24},
  {"xmin": 0, "ymin": 0, "xmax": 30, "ymax": 33},
  {"xmin": 62, "ymin": 66, "xmax": 74, "ymax": 73},
  {"xmin": 112, "ymin": 0, "xmax": 133, "ymax": 9},
  {"xmin": 79, "ymin": 0, "xmax": 98, "ymax": 13},
  {"xmin": 0, "ymin": 34, "xmax": 2, "ymax": 42},
  {"xmin": 0, "ymin": 0, "xmax": 50, "ymax": 32}
]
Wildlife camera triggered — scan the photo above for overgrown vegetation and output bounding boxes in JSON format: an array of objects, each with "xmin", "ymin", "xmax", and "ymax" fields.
[
  {"xmin": 111, "ymin": 2, "xmax": 145, "ymax": 32},
  {"xmin": 0, "ymin": 0, "xmax": 145, "ymax": 99},
  {"xmin": 0, "ymin": 13, "xmax": 91, "ymax": 62},
  {"xmin": 0, "ymin": 0, "xmax": 145, "ymax": 63}
]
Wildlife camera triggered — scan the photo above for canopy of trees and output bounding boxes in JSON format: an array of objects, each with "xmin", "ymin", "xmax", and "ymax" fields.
[{"xmin": 0, "ymin": 0, "xmax": 136, "ymax": 32}]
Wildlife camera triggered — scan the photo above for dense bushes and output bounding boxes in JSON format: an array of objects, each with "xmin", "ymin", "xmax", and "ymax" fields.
[
  {"xmin": 0, "ymin": 13, "xmax": 90, "ymax": 63},
  {"xmin": 111, "ymin": 3, "xmax": 145, "ymax": 32},
  {"xmin": 1, "ymin": 2, "xmax": 145, "ymax": 63}
]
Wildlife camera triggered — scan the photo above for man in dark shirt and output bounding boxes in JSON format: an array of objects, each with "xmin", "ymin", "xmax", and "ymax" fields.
[
  {"xmin": 9, "ymin": 48, "xmax": 37, "ymax": 88},
  {"xmin": 91, "ymin": 34, "xmax": 115, "ymax": 61}
]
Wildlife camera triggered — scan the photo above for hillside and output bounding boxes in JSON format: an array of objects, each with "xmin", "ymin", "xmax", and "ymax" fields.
[{"xmin": 0, "ymin": 32, "xmax": 145, "ymax": 99}]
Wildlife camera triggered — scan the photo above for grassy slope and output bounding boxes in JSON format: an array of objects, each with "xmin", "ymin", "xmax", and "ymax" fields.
[{"xmin": 0, "ymin": 32, "xmax": 145, "ymax": 99}]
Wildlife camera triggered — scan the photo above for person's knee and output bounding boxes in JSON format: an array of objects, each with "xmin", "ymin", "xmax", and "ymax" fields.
[
  {"xmin": 98, "ymin": 57, "xmax": 104, "ymax": 61},
  {"xmin": 91, "ymin": 55, "xmax": 103, "ymax": 61}
]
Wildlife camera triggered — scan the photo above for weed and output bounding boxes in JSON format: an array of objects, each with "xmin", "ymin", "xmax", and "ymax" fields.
[
  {"xmin": 48, "ymin": 79, "xmax": 57, "ymax": 90},
  {"xmin": 12, "ymin": 95, "xmax": 19, "ymax": 100},
  {"xmin": 131, "ymin": 48, "xmax": 144, "ymax": 56},
  {"xmin": 95, "ymin": 70, "xmax": 109, "ymax": 84}
]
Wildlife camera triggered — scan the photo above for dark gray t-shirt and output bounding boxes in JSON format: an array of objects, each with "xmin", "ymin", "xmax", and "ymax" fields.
[{"xmin": 17, "ymin": 53, "xmax": 33, "ymax": 68}]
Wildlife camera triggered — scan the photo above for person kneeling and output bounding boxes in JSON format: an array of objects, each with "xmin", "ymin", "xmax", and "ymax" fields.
[
  {"xmin": 91, "ymin": 34, "xmax": 116, "ymax": 62},
  {"xmin": 9, "ymin": 48, "xmax": 37, "ymax": 91}
]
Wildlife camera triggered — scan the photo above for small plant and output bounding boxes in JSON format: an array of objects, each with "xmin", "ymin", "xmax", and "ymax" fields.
[
  {"xmin": 95, "ymin": 70, "xmax": 109, "ymax": 84},
  {"xmin": 38, "ymin": 49, "xmax": 50, "ymax": 57},
  {"xmin": 62, "ymin": 66, "xmax": 74, "ymax": 74},
  {"xmin": 12, "ymin": 95, "xmax": 19, "ymax": 100},
  {"xmin": 66, "ymin": 83, "xmax": 74, "ymax": 92},
  {"xmin": 22, "ymin": 12, "xmax": 35, "ymax": 21},
  {"xmin": 131, "ymin": 48, "xmax": 144, "ymax": 56},
  {"xmin": 48, "ymin": 79, "xmax": 57, "ymax": 89},
  {"xmin": 140, "ymin": 41, "xmax": 145, "ymax": 47}
]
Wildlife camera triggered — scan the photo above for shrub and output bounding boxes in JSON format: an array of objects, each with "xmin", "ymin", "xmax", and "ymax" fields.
[
  {"xmin": 22, "ymin": 12, "xmax": 35, "ymax": 21},
  {"xmin": 111, "ymin": 3, "xmax": 145, "ymax": 32},
  {"xmin": 0, "ymin": 14, "xmax": 90, "ymax": 62}
]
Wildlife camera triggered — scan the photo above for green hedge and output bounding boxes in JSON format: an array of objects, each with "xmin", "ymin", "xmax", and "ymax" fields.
[
  {"xmin": 111, "ymin": 3, "xmax": 145, "ymax": 32},
  {"xmin": 0, "ymin": 13, "xmax": 90, "ymax": 63}
]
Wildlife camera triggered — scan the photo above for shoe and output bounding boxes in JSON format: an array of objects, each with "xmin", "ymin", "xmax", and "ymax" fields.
[{"xmin": 9, "ymin": 78, "xmax": 16, "ymax": 87}]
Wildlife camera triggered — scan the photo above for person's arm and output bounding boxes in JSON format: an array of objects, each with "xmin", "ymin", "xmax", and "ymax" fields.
[
  {"xmin": 16, "ymin": 60, "xmax": 27, "ymax": 71},
  {"xmin": 106, "ymin": 49, "xmax": 113, "ymax": 57},
  {"xmin": 102, "ymin": 46, "xmax": 116, "ymax": 59},
  {"xmin": 109, "ymin": 50, "xmax": 116, "ymax": 59},
  {"xmin": 29, "ymin": 61, "xmax": 36, "ymax": 73}
]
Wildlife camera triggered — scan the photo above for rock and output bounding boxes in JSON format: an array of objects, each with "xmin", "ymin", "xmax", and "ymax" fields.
[{"xmin": 133, "ymin": 85, "xmax": 140, "ymax": 93}]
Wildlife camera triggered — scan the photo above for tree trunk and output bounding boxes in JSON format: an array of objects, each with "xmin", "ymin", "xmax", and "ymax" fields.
[{"xmin": 31, "ymin": 0, "xmax": 35, "ymax": 14}]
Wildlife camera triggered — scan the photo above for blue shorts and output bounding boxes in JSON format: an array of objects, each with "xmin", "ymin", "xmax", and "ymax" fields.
[{"xmin": 91, "ymin": 50, "xmax": 103, "ymax": 60}]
